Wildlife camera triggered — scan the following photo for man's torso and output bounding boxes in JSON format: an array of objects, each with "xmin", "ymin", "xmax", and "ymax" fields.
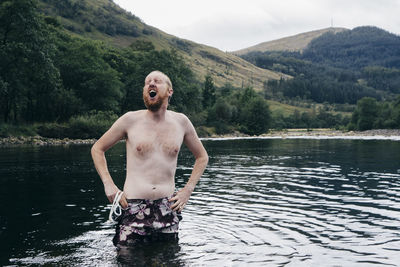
[{"xmin": 123, "ymin": 110, "xmax": 186, "ymax": 200}]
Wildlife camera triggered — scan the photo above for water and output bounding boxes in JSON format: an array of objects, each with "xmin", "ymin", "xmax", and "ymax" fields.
[{"xmin": 1, "ymin": 138, "xmax": 400, "ymax": 266}]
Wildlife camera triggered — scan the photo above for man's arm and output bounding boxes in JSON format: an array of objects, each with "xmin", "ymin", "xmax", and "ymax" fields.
[
  {"xmin": 91, "ymin": 113, "xmax": 131, "ymax": 208},
  {"xmin": 170, "ymin": 115, "xmax": 208, "ymax": 211}
]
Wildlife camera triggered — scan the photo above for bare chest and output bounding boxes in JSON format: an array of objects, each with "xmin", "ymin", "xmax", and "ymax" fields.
[{"xmin": 127, "ymin": 122, "xmax": 184, "ymax": 159}]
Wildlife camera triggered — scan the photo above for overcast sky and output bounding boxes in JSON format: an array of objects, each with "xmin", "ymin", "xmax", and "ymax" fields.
[{"xmin": 113, "ymin": 0, "xmax": 400, "ymax": 52}]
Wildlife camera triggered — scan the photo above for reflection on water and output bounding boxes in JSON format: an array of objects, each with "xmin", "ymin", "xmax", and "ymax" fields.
[
  {"xmin": 12, "ymin": 228, "xmax": 183, "ymax": 266},
  {"xmin": 1, "ymin": 138, "xmax": 400, "ymax": 266},
  {"xmin": 117, "ymin": 238, "xmax": 182, "ymax": 266}
]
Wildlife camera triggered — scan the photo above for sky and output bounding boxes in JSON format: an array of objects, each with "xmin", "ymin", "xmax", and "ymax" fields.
[{"xmin": 113, "ymin": 0, "xmax": 400, "ymax": 52}]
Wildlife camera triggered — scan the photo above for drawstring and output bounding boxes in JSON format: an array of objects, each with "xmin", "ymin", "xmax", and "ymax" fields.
[{"xmin": 108, "ymin": 190, "xmax": 124, "ymax": 223}]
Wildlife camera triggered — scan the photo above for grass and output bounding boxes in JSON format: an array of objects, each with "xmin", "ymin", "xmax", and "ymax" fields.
[
  {"xmin": 38, "ymin": 0, "xmax": 285, "ymax": 91},
  {"xmin": 268, "ymin": 100, "xmax": 311, "ymax": 116},
  {"xmin": 0, "ymin": 124, "xmax": 38, "ymax": 137},
  {"xmin": 234, "ymin": 27, "xmax": 348, "ymax": 55},
  {"xmin": 0, "ymin": 111, "xmax": 117, "ymax": 139}
]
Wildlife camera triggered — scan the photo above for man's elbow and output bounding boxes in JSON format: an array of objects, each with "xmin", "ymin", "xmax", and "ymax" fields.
[
  {"xmin": 200, "ymin": 152, "xmax": 209, "ymax": 166},
  {"xmin": 91, "ymin": 142, "xmax": 103, "ymax": 158}
]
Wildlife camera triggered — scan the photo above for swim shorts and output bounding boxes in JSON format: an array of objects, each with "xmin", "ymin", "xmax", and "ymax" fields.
[{"xmin": 113, "ymin": 196, "xmax": 182, "ymax": 247}]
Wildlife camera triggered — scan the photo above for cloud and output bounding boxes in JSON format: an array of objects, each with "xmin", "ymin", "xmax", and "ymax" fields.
[{"xmin": 113, "ymin": 0, "xmax": 400, "ymax": 51}]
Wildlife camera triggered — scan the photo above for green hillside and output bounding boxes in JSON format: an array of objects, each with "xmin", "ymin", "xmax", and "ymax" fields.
[
  {"xmin": 2, "ymin": 0, "xmax": 397, "ymax": 137},
  {"xmin": 1, "ymin": 0, "xmax": 292, "ymax": 137},
  {"xmin": 302, "ymin": 26, "xmax": 400, "ymax": 70},
  {"xmin": 37, "ymin": 0, "xmax": 284, "ymax": 89},
  {"xmin": 239, "ymin": 26, "xmax": 400, "ymax": 130},
  {"xmin": 242, "ymin": 26, "xmax": 400, "ymax": 101},
  {"xmin": 233, "ymin": 27, "xmax": 348, "ymax": 55}
]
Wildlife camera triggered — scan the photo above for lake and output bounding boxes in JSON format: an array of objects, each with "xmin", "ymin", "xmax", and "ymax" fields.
[{"xmin": 1, "ymin": 138, "xmax": 400, "ymax": 266}]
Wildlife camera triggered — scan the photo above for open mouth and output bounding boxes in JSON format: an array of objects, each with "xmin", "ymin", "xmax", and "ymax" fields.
[{"xmin": 149, "ymin": 90, "xmax": 157, "ymax": 98}]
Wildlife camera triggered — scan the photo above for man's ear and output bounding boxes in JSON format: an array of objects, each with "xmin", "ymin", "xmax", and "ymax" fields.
[{"xmin": 168, "ymin": 88, "xmax": 173, "ymax": 104}]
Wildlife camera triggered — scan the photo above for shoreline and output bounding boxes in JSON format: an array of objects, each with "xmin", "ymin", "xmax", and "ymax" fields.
[
  {"xmin": 203, "ymin": 129, "xmax": 400, "ymax": 141},
  {"xmin": 1, "ymin": 129, "xmax": 400, "ymax": 146},
  {"xmin": 0, "ymin": 136, "xmax": 97, "ymax": 146}
]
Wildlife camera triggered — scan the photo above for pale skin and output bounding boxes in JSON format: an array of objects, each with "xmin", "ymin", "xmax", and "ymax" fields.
[{"xmin": 91, "ymin": 71, "xmax": 208, "ymax": 212}]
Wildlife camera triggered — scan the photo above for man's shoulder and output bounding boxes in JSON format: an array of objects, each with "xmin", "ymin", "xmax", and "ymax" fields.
[
  {"xmin": 115, "ymin": 110, "xmax": 146, "ymax": 127},
  {"xmin": 167, "ymin": 111, "xmax": 194, "ymax": 131},
  {"xmin": 121, "ymin": 110, "xmax": 146, "ymax": 119},
  {"xmin": 167, "ymin": 110, "xmax": 190, "ymax": 122}
]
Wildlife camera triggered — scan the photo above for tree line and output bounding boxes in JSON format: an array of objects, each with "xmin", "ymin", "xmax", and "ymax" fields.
[
  {"xmin": 243, "ymin": 50, "xmax": 399, "ymax": 105},
  {"xmin": 1, "ymin": 0, "xmax": 274, "ymax": 137},
  {"xmin": 0, "ymin": 1, "xmax": 188, "ymax": 127},
  {"xmin": 240, "ymin": 26, "xmax": 400, "ymax": 131},
  {"xmin": 303, "ymin": 26, "xmax": 400, "ymax": 71},
  {"xmin": 1, "ymin": 1, "xmax": 397, "ymax": 138},
  {"xmin": 349, "ymin": 97, "xmax": 400, "ymax": 131}
]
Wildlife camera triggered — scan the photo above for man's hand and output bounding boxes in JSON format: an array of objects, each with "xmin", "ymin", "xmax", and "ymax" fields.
[
  {"xmin": 104, "ymin": 183, "xmax": 128, "ymax": 209},
  {"xmin": 169, "ymin": 186, "xmax": 193, "ymax": 212}
]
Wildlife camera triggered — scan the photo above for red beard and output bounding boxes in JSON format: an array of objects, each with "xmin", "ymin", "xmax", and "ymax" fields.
[{"xmin": 143, "ymin": 91, "xmax": 166, "ymax": 111}]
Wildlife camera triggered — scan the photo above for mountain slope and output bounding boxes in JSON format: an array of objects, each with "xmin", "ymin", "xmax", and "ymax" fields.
[
  {"xmin": 302, "ymin": 26, "xmax": 400, "ymax": 70},
  {"xmin": 239, "ymin": 26, "xmax": 400, "ymax": 105},
  {"xmin": 233, "ymin": 27, "xmax": 347, "ymax": 55},
  {"xmin": 37, "ymin": 0, "xmax": 285, "ymax": 89}
]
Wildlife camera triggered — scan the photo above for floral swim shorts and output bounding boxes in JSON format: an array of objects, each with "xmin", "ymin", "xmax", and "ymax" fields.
[{"xmin": 113, "ymin": 196, "xmax": 182, "ymax": 247}]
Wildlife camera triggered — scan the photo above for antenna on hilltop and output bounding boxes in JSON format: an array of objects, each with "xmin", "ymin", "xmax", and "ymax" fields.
[{"xmin": 331, "ymin": 18, "xmax": 333, "ymax": 28}]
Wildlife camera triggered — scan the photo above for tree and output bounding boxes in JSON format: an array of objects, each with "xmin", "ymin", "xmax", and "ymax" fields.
[
  {"xmin": 118, "ymin": 48, "xmax": 200, "ymax": 114},
  {"xmin": 129, "ymin": 40, "xmax": 155, "ymax": 52},
  {"xmin": 207, "ymin": 98, "xmax": 236, "ymax": 134},
  {"xmin": 56, "ymin": 38, "xmax": 123, "ymax": 113},
  {"xmin": 353, "ymin": 97, "xmax": 379, "ymax": 130},
  {"xmin": 240, "ymin": 97, "xmax": 271, "ymax": 135},
  {"xmin": 202, "ymin": 74, "xmax": 216, "ymax": 108},
  {"xmin": 0, "ymin": 0, "xmax": 61, "ymax": 122},
  {"xmin": 393, "ymin": 97, "xmax": 400, "ymax": 127}
]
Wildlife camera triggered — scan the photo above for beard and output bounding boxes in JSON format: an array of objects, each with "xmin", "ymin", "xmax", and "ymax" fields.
[{"xmin": 143, "ymin": 92, "xmax": 165, "ymax": 111}]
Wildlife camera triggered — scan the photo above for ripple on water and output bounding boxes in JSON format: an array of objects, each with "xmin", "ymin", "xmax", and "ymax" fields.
[
  {"xmin": 10, "ymin": 228, "xmax": 117, "ymax": 266},
  {"xmin": 176, "ymin": 152, "xmax": 400, "ymax": 266},
  {"xmin": 5, "ymin": 139, "xmax": 400, "ymax": 266}
]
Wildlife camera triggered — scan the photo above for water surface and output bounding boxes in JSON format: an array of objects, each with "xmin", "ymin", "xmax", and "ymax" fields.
[{"xmin": 1, "ymin": 138, "xmax": 400, "ymax": 266}]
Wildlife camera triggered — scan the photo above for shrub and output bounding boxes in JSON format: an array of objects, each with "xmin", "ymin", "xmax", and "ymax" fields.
[
  {"xmin": 37, "ymin": 123, "xmax": 69, "ymax": 138},
  {"xmin": 37, "ymin": 110, "xmax": 118, "ymax": 139},
  {"xmin": 0, "ymin": 124, "xmax": 38, "ymax": 137},
  {"xmin": 67, "ymin": 110, "xmax": 118, "ymax": 139}
]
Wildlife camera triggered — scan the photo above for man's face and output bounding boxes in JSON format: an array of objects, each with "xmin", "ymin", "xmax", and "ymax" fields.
[{"xmin": 143, "ymin": 72, "xmax": 171, "ymax": 111}]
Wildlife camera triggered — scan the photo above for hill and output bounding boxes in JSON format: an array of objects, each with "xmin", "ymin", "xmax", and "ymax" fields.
[
  {"xmin": 233, "ymin": 27, "xmax": 347, "ymax": 55},
  {"xmin": 37, "ymin": 0, "xmax": 284, "ymax": 89},
  {"xmin": 302, "ymin": 26, "xmax": 400, "ymax": 70},
  {"xmin": 240, "ymin": 26, "xmax": 400, "ymax": 105},
  {"xmin": 3, "ymin": 0, "xmax": 398, "ymax": 134}
]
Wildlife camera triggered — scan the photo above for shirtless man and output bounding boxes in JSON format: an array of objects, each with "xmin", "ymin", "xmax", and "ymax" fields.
[{"xmin": 91, "ymin": 70, "xmax": 208, "ymax": 246}]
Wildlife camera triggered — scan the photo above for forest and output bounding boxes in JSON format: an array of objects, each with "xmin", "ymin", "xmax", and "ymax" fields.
[
  {"xmin": 1, "ymin": 0, "xmax": 399, "ymax": 139},
  {"xmin": 241, "ymin": 26, "xmax": 400, "ymax": 131},
  {"xmin": 1, "ymin": 0, "xmax": 273, "ymax": 137}
]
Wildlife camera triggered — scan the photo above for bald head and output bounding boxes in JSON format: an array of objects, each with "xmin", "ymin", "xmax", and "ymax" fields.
[
  {"xmin": 146, "ymin": 71, "xmax": 172, "ymax": 90},
  {"xmin": 143, "ymin": 70, "xmax": 174, "ymax": 111}
]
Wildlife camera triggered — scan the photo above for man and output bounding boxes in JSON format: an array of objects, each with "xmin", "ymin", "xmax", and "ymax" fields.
[{"xmin": 91, "ymin": 70, "xmax": 208, "ymax": 247}]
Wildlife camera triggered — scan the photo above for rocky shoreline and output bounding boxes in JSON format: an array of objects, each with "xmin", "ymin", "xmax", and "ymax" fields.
[
  {"xmin": 266, "ymin": 128, "xmax": 400, "ymax": 138},
  {"xmin": 206, "ymin": 129, "xmax": 400, "ymax": 140},
  {"xmin": 0, "ymin": 136, "xmax": 97, "ymax": 146},
  {"xmin": 1, "ymin": 129, "xmax": 399, "ymax": 146}
]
